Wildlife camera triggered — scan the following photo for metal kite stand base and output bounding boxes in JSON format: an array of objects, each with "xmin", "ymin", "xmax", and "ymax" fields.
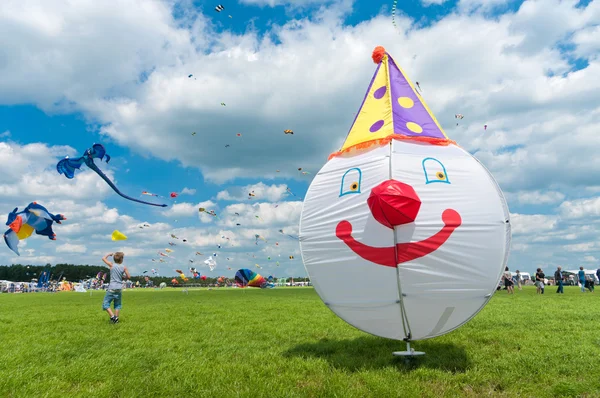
[{"xmin": 392, "ymin": 341, "xmax": 425, "ymax": 357}]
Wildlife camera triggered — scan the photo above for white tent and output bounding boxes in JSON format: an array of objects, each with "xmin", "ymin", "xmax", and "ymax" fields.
[
  {"xmin": 564, "ymin": 269, "xmax": 599, "ymax": 283},
  {"xmin": 74, "ymin": 283, "xmax": 87, "ymax": 293}
]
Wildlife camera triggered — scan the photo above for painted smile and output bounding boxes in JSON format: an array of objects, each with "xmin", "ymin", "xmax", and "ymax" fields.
[{"xmin": 334, "ymin": 180, "xmax": 461, "ymax": 267}]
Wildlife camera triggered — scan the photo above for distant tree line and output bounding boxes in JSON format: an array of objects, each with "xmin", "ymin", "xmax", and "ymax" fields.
[{"xmin": 0, "ymin": 264, "xmax": 311, "ymax": 284}]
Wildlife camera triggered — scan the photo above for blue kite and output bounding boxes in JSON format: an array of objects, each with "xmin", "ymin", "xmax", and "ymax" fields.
[
  {"xmin": 57, "ymin": 143, "xmax": 167, "ymax": 207},
  {"xmin": 4, "ymin": 202, "xmax": 66, "ymax": 256}
]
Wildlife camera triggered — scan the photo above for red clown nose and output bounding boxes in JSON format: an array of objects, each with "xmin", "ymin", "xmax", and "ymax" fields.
[{"xmin": 367, "ymin": 180, "xmax": 421, "ymax": 229}]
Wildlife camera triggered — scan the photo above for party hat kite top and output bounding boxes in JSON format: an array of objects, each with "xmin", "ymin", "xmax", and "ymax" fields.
[{"xmin": 330, "ymin": 46, "xmax": 454, "ymax": 159}]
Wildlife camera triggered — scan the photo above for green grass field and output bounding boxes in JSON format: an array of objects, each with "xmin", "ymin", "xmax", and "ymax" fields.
[{"xmin": 1, "ymin": 286, "xmax": 600, "ymax": 397}]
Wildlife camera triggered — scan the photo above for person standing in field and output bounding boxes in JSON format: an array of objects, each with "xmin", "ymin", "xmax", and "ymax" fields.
[
  {"xmin": 503, "ymin": 267, "xmax": 514, "ymax": 294},
  {"xmin": 535, "ymin": 268, "xmax": 545, "ymax": 294},
  {"xmin": 555, "ymin": 266, "xmax": 564, "ymax": 294},
  {"xmin": 585, "ymin": 274, "xmax": 595, "ymax": 292},
  {"xmin": 515, "ymin": 270, "xmax": 523, "ymax": 290},
  {"xmin": 102, "ymin": 252, "xmax": 131, "ymax": 324},
  {"xmin": 578, "ymin": 266, "xmax": 586, "ymax": 293}
]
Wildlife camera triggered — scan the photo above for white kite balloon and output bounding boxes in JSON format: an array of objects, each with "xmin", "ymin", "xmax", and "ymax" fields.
[{"xmin": 299, "ymin": 46, "xmax": 511, "ymax": 355}]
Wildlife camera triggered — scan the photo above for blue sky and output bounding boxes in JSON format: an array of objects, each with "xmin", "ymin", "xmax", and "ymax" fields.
[{"xmin": 1, "ymin": 0, "xmax": 599, "ymax": 278}]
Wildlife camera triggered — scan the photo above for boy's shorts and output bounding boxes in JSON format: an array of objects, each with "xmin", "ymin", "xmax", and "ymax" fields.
[{"xmin": 102, "ymin": 289, "xmax": 122, "ymax": 310}]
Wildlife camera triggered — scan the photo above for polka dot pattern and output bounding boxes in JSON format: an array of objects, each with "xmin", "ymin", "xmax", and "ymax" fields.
[
  {"xmin": 406, "ymin": 122, "xmax": 423, "ymax": 133},
  {"xmin": 398, "ymin": 97, "xmax": 414, "ymax": 108},
  {"xmin": 370, "ymin": 120, "xmax": 385, "ymax": 133},
  {"xmin": 373, "ymin": 86, "xmax": 387, "ymax": 99}
]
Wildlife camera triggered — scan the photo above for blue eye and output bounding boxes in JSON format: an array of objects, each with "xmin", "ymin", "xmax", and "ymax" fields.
[
  {"xmin": 422, "ymin": 158, "xmax": 450, "ymax": 184},
  {"xmin": 340, "ymin": 168, "xmax": 362, "ymax": 196}
]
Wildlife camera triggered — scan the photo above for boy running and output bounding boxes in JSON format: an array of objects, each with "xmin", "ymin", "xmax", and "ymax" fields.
[{"xmin": 102, "ymin": 252, "xmax": 130, "ymax": 324}]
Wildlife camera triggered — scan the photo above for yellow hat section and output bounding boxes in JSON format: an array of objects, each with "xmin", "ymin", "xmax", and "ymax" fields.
[
  {"xmin": 111, "ymin": 230, "xmax": 128, "ymax": 241},
  {"xmin": 341, "ymin": 54, "xmax": 393, "ymax": 151}
]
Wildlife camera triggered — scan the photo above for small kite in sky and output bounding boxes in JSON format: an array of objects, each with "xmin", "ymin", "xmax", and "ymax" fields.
[
  {"xmin": 220, "ymin": 102, "xmax": 226, "ymax": 106},
  {"xmin": 57, "ymin": 144, "xmax": 167, "ymax": 207},
  {"xmin": 284, "ymin": 129, "xmax": 293, "ymax": 135},
  {"xmin": 170, "ymin": 192, "xmax": 178, "ymax": 198},
  {"xmin": 199, "ymin": 208, "xmax": 217, "ymax": 217},
  {"xmin": 111, "ymin": 230, "xmax": 127, "ymax": 241},
  {"xmin": 279, "ymin": 229, "xmax": 298, "ymax": 240},
  {"xmin": 191, "ymin": 132, "xmax": 196, "ymax": 136},
  {"xmin": 484, "ymin": 124, "xmax": 488, "ymax": 130},
  {"xmin": 215, "ymin": 4, "xmax": 224, "ymax": 12},
  {"xmin": 171, "ymin": 234, "xmax": 178, "ymax": 239},
  {"xmin": 205, "ymin": 256, "xmax": 217, "ymax": 271}
]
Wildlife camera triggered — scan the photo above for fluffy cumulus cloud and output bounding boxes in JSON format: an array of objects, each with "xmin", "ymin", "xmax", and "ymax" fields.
[
  {"xmin": 216, "ymin": 182, "xmax": 289, "ymax": 202},
  {"xmin": 180, "ymin": 187, "xmax": 196, "ymax": 195},
  {"xmin": 0, "ymin": 141, "xmax": 114, "ymax": 201},
  {"xmin": 55, "ymin": 243, "xmax": 87, "ymax": 254},
  {"xmin": 0, "ymin": 0, "xmax": 599, "ymax": 274},
  {"xmin": 513, "ymin": 190, "xmax": 565, "ymax": 205}
]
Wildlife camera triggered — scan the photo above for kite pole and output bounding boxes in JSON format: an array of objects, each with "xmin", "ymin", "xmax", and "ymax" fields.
[{"xmin": 388, "ymin": 143, "xmax": 425, "ymax": 358}]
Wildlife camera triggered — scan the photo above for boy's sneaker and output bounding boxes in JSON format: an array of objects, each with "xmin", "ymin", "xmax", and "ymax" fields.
[
  {"xmin": 110, "ymin": 316, "xmax": 118, "ymax": 324},
  {"xmin": 113, "ymin": 317, "xmax": 119, "ymax": 324}
]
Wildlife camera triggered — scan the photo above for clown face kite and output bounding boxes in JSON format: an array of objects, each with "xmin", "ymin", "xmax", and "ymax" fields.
[{"xmin": 299, "ymin": 47, "xmax": 510, "ymax": 350}]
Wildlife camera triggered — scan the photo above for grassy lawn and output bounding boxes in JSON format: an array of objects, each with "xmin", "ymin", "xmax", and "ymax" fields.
[{"xmin": 1, "ymin": 286, "xmax": 600, "ymax": 397}]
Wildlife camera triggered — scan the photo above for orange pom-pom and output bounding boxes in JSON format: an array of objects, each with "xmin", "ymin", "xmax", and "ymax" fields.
[{"xmin": 372, "ymin": 46, "xmax": 386, "ymax": 64}]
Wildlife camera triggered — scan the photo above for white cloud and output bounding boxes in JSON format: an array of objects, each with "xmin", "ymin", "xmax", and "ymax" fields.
[
  {"xmin": 0, "ymin": 130, "xmax": 10, "ymax": 138},
  {"xmin": 510, "ymin": 213, "xmax": 558, "ymax": 235},
  {"xmin": 0, "ymin": 141, "xmax": 114, "ymax": 202},
  {"xmin": 514, "ymin": 190, "xmax": 565, "ymax": 205},
  {"xmin": 422, "ymin": 0, "xmax": 451, "ymax": 5},
  {"xmin": 559, "ymin": 197, "xmax": 600, "ymax": 219},
  {"xmin": 180, "ymin": 187, "xmax": 196, "ymax": 195},
  {"xmin": 238, "ymin": 0, "xmax": 339, "ymax": 7},
  {"xmin": 55, "ymin": 243, "xmax": 87, "ymax": 253},
  {"xmin": 217, "ymin": 201, "xmax": 302, "ymax": 228},
  {"xmin": 216, "ymin": 182, "xmax": 289, "ymax": 202},
  {"xmin": 0, "ymin": 0, "xmax": 597, "ymax": 190},
  {"xmin": 563, "ymin": 242, "xmax": 598, "ymax": 252},
  {"xmin": 162, "ymin": 200, "xmax": 217, "ymax": 222}
]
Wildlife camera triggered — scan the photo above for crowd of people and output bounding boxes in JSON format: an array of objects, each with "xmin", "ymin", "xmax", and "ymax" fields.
[{"xmin": 502, "ymin": 266, "xmax": 599, "ymax": 294}]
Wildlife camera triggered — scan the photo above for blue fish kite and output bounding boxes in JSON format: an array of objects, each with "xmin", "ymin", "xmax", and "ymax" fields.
[
  {"xmin": 57, "ymin": 143, "xmax": 167, "ymax": 207},
  {"xmin": 4, "ymin": 202, "xmax": 66, "ymax": 256}
]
